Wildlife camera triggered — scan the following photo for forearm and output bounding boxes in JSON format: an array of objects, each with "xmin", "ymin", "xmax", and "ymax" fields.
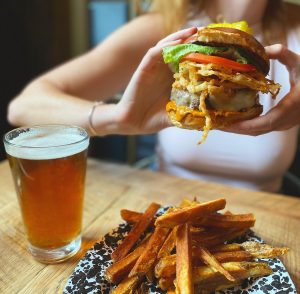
[{"xmin": 7, "ymin": 79, "xmax": 122, "ymax": 136}]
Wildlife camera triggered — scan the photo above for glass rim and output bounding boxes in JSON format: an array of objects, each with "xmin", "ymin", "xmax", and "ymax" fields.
[{"xmin": 3, "ymin": 124, "xmax": 89, "ymax": 149}]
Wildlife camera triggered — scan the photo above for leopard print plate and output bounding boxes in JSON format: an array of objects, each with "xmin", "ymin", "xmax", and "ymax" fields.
[{"xmin": 63, "ymin": 208, "xmax": 297, "ymax": 294}]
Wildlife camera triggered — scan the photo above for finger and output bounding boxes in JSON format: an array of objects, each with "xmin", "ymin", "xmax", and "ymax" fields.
[
  {"xmin": 156, "ymin": 27, "xmax": 197, "ymax": 46},
  {"xmin": 157, "ymin": 39, "xmax": 183, "ymax": 49},
  {"xmin": 144, "ymin": 26, "xmax": 198, "ymax": 68},
  {"xmin": 181, "ymin": 27, "xmax": 204, "ymax": 43},
  {"xmin": 136, "ymin": 39, "xmax": 184, "ymax": 74},
  {"xmin": 223, "ymin": 109, "xmax": 281, "ymax": 136},
  {"xmin": 222, "ymin": 127, "xmax": 266, "ymax": 136},
  {"xmin": 144, "ymin": 27, "xmax": 198, "ymax": 71},
  {"xmin": 265, "ymin": 44, "xmax": 300, "ymax": 69},
  {"xmin": 159, "ymin": 112, "xmax": 173, "ymax": 129},
  {"xmin": 223, "ymin": 122, "xmax": 267, "ymax": 136}
]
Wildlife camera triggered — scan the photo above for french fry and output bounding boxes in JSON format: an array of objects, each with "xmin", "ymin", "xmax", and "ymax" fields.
[
  {"xmin": 110, "ymin": 275, "xmax": 141, "ymax": 294},
  {"xmin": 155, "ymin": 198, "xmax": 226, "ymax": 228},
  {"xmin": 176, "ymin": 223, "xmax": 194, "ymax": 294},
  {"xmin": 195, "ymin": 247, "xmax": 236, "ymax": 282},
  {"xmin": 157, "ymin": 227, "xmax": 177, "ymax": 259},
  {"xmin": 121, "ymin": 208, "xmax": 176, "ymax": 225},
  {"xmin": 240, "ymin": 241, "xmax": 289, "ymax": 258},
  {"xmin": 105, "ymin": 235, "xmax": 151, "ymax": 284},
  {"xmin": 211, "ymin": 250, "xmax": 252, "ymax": 263},
  {"xmin": 129, "ymin": 226, "xmax": 170, "ymax": 277},
  {"xmin": 120, "ymin": 209, "xmax": 156, "ymax": 229},
  {"xmin": 195, "ymin": 213, "xmax": 256, "ymax": 229},
  {"xmin": 112, "ymin": 202, "xmax": 160, "ymax": 262},
  {"xmin": 209, "ymin": 243, "xmax": 243, "ymax": 253},
  {"xmin": 120, "ymin": 209, "xmax": 143, "ymax": 223},
  {"xmin": 193, "ymin": 262, "xmax": 272, "ymax": 284},
  {"xmin": 211, "ymin": 241, "xmax": 289, "ymax": 259},
  {"xmin": 192, "ymin": 228, "xmax": 249, "ymax": 247},
  {"xmin": 155, "ymin": 254, "xmax": 177, "ymax": 278},
  {"xmin": 120, "ymin": 211, "xmax": 208, "ymax": 235},
  {"xmin": 199, "ymin": 245, "xmax": 284, "ymax": 263},
  {"xmin": 155, "ymin": 250, "xmax": 252, "ymax": 278}
]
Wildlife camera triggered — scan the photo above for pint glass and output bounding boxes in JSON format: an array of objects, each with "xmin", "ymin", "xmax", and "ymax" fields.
[{"xmin": 3, "ymin": 125, "xmax": 89, "ymax": 263}]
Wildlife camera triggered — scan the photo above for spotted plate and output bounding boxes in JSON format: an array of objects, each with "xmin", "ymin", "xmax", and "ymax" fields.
[{"xmin": 64, "ymin": 208, "xmax": 296, "ymax": 294}]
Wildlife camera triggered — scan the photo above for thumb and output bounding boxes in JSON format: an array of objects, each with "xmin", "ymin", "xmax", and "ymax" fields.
[
  {"xmin": 265, "ymin": 44, "xmax": 299, "ymax": 69},
  {"xmin": 265, "ymin": 44, "xmax": 300, "ymax": 84}
]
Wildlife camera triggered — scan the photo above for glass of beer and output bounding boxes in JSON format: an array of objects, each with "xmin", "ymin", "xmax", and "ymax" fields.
[{"xmin": 3, "ymin": 125, "xmax": 89, "ymax": 263}]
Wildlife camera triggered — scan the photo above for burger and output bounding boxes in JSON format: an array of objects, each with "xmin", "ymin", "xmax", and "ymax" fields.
[{"xmin": 162, "ymin": 21, "xmax": 281, "ymax": 142}]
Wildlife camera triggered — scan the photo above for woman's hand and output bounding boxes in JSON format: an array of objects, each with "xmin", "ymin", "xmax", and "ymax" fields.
[
  {"xmin": 115, "ymin": 27, "xmax": 198, "ymax": 135},
  {"xmin": 224, "ymin": 44, "xmax": 300, "ymax": 136}
]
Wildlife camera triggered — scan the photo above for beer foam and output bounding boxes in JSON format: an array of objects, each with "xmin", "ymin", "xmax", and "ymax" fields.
[{"xmin": 4, "ymin": 127, "xmax": 89, "ymax": 160}]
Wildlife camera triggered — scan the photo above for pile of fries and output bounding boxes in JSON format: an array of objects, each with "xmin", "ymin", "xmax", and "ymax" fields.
[{"xmin": 105, "ymin": 198, "xmax": 289, "ymax": 293}]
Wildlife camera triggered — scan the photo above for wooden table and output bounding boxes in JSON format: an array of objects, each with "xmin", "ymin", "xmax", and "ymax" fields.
[{"xmin": 0, "ymin": 158, "xmax": 299, "ymax": 293}]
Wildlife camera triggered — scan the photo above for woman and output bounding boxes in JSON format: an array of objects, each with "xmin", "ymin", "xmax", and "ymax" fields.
[{"xmin": 8, "ymin": 0, "xmax": 300, "ymax": 192}]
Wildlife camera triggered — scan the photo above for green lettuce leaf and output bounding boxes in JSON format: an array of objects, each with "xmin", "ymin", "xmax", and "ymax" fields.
[
  {"xmin": 162, "ymin": 44, "xmax": 227, "ymax": 71},
  {"xmin": 162, "ymin": 44, "xmax": 251, "ymax": 72}
]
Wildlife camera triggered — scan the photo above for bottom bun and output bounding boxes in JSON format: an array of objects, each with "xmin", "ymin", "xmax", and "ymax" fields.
[{"xmin": 166, "ymin": 102, "xmax": 263, "ymax": 130}]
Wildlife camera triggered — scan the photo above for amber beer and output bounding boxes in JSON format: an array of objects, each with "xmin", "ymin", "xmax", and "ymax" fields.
[{"xmin": 4, "ymin": 125, "xmax": 89, "ymax": 263}]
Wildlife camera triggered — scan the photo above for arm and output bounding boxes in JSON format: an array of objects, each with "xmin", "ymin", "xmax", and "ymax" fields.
[{"xmin": 7, "ymin": 13, "xmax": 165, "ymax": 134}]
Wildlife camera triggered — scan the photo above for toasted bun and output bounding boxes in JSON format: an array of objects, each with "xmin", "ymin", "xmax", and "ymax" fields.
[
  {"xmin": 196, "ymin": 27, "xmax": 269, "ymax": 75},
  {"xmin": 166, "ymin": 101, "xmax": 263, "ymax": 130}
]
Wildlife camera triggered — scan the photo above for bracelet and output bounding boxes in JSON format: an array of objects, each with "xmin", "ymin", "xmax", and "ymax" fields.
[{"xmin": 88, "ymin": 100, "xmax": 104, "ymax": 136}]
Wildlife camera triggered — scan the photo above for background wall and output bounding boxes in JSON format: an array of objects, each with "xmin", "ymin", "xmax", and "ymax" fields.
[{"xmin": 0, "ymin": 0, "xmax": 71, "ymax": 159}]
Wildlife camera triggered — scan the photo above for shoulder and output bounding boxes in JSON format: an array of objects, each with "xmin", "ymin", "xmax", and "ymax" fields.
[
  {"xmin": 126, "ymin": 13, "xmax": 165, "ymax": 35},
  {"xmin": 120, "ymin": 13, "xmax": 166, "ymax": 48}
]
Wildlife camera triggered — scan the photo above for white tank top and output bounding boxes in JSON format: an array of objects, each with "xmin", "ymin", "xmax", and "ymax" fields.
[{"xmin": 156, "ymin": 16, "xmax": 300, "ymax": 192}]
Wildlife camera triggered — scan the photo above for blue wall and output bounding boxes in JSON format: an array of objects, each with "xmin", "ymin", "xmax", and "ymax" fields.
[{"xmin": 89, "ymin": 1, "xmax": 128, "ymax": 46}]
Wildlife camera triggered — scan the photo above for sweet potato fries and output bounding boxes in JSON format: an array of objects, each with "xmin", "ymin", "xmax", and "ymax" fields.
[{"xmin": 106, "ymin": 198, "xmax": 289, "ymax": 293}]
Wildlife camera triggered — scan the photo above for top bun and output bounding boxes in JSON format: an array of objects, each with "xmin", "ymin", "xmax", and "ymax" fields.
[{"xmin": 196, "ymin": 27, "xmax": 269, "ymax": 75}]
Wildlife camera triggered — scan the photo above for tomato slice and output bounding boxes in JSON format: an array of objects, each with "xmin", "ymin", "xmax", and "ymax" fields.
[{"xmin": 182, "ymin": 53, "xmax": 256, "ymax": 72}]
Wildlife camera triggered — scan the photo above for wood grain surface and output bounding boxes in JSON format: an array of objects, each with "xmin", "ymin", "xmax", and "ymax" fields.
[{"xmin": 0, "ymin": 158, "xmax": 299, "ymax": 293}]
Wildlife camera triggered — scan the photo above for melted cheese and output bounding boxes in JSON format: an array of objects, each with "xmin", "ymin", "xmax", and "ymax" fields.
[
  {"xmin": 167, "ymin": 101, "xmax": 205, "ymax": 122},
  {"xmin": 167, "ymin": 96, "xmax": 212, "ymax": 145},
  {"xmin": 208, "ymin": 89, "xmax": 257, "ymax": 111}
]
